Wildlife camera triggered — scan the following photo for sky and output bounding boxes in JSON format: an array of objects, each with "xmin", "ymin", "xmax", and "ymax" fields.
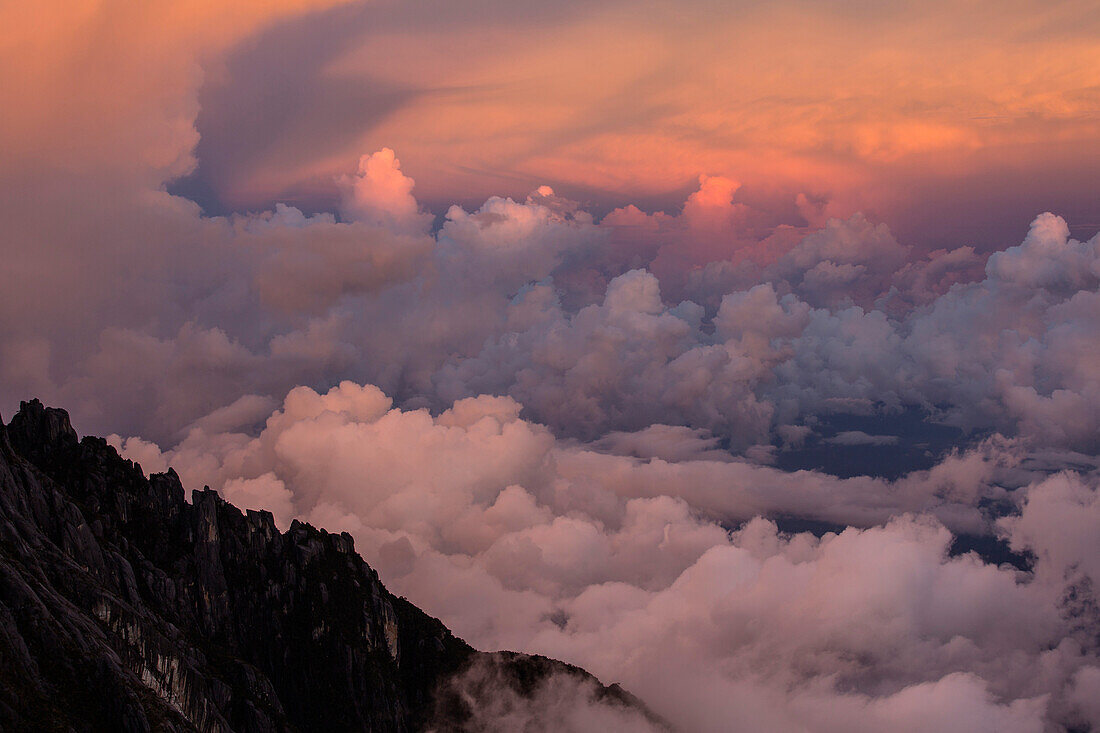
[{"xmin": 3, "ymin": 1, "xmax": 1100, "ymax": 731}]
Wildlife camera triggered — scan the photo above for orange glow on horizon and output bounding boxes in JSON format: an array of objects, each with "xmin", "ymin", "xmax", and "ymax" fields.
[{"xmin": 1, "ymin": 0, "xmax": 1097, "ymax": 242}]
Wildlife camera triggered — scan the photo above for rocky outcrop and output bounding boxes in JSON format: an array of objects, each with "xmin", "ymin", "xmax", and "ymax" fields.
[{"xmin": 0, "ymin": 400, "xmax": 660, "ymax": 731}]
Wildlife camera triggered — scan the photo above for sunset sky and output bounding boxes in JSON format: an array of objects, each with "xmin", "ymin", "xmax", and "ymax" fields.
[{"xmin": 3, "ymin": 1, "xmax": 1100, "ymax": 731}]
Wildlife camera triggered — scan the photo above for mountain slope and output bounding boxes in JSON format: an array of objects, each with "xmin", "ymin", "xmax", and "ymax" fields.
[{"xmin": 0, "ymin": 400, "xmax": 661, "ymax": 732}]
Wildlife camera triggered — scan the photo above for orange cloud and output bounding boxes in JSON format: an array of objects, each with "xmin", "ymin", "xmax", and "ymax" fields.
[
  {"xmin": 0, "ymin": 0, "xmax": 352, "ymax": 182},
  {"xmin": 175, "ymin": 0, "xmax": 1098, "ymax": 236}
]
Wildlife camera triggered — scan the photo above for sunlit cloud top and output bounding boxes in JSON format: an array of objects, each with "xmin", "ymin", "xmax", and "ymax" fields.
[{"xmin": 167, "ymin": 0, "xmax": 1100, "ymax": 246}]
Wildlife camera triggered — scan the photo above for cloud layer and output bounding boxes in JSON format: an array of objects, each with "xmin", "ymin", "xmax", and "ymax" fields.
[
  {"xmin": 111, "ymin": 382, "xmax": 1100, "ymax": 732},
  {"xmin": 5, "ymin": 4, "xmax": 1100, "ymax": 731}
]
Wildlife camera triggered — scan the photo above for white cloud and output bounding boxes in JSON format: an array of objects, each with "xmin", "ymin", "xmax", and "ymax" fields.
[{"xmin": 113, "ymin": 382, "xmax": 1100, "ymax": 731}]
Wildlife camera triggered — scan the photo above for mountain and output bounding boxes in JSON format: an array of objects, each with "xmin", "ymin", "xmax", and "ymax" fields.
[{"xmin": 0, "ymin": 400, "xmax": 663, "ymax": 732}]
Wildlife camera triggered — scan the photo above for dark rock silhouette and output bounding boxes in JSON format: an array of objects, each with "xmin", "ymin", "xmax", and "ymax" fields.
[{"xmin": 0, "ymin": 399, "xmax": 662, "ymax": 731}]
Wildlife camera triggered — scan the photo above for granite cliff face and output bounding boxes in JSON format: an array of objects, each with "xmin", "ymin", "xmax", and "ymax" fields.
[{"xmin": 0, "ymin": 400, "xmax": 659, "ymax": 732}]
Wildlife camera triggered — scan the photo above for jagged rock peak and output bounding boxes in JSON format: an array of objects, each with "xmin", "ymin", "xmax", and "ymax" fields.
[
  {"xmin": 7, "ymin": 398, "xmax": 78, "ymax": 457},
  {"xmin": 0, "ymin": 400, "xmax": 666, "ymax": 732}
]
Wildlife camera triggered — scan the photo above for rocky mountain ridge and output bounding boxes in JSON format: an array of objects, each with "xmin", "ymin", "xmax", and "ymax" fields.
[{"xmin": 0, "ymin": 399, "xmax": 659, "ymax": 731}]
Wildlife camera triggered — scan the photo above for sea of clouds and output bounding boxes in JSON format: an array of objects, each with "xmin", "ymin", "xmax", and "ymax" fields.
[
  {"xmin": 68, "ymin": 152, "xmax": 1096, "ymax": 732},
  {"xmin": 3, "ymin": 5, "xmax": 1100, "ymax": 729}
]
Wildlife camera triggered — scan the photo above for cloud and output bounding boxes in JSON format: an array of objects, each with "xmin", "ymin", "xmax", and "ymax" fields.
[
  {"xmin": 1000, "ymin": 472, "xmax": 1100, "ymax": 598},
  {"xmin": 591, "ymin": 425, "xmax": 735, "ymax": 463},
  {"xmin": 244, "ymin": 201, "xmax": 433, "ymax": 314},
  {"xmin": 426, "ymin": 207, "xmax": 1100, "ymax": 457},
  {"xmin": 6, "ymin": 149, "xmax": 1099, "ymax": 472},
  {"xmin": 1066, "ymin": 666, "xmax": 1100, "ymax": 729},
  {"xmin": 110, "ymin": 381, "xmax": 1100, "ymax": 731},
  {"xmin": 5, "ymin": 66, "xmax": 1099, "ymax": 457},
  {"xmin": 827, "ymin": 431, "xmax": 899, "ymax": 446},
  {"xmin": 4, "ymin": 6, "xmax": 1100, "ymax": 728},
  {"xmin": 160, "ymin": 0, "xmax": 1100, "ymax": 252},
  {"xmin": 339, "ymin": 148, "xmax": 433, "ymax": 234},
  {"xmin": 429, "ymin": 654, "xmax": 667, "ymax": 733}
]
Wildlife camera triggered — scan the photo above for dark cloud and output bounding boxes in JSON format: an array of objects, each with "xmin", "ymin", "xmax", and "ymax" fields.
[{"xmin": 172, "ymin": 4, "xmax": 422, "ymax": 215}]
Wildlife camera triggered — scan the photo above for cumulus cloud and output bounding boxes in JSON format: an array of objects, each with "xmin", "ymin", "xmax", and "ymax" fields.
[
  {"xmin": 111, "ymin": 382, "xmax": 1100, "ymax": 731},
  {"xmin": 5, "ymin": 7, "xmax": 1100, "ymax": 729},
  {"xmin": 339, "ymin": 148, "xmax": 433, "ymax": 234},
  {"xmin": 1000, "ymin": 472, "xmax": 1100, "ymax": 600},
  {"xmin": 6, "ymin": 126, "xmax": 1099, "ymax": 457},
  {"xmin": 420, "ymin": 206, "xmax": 1100, "ymax": 457}
]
